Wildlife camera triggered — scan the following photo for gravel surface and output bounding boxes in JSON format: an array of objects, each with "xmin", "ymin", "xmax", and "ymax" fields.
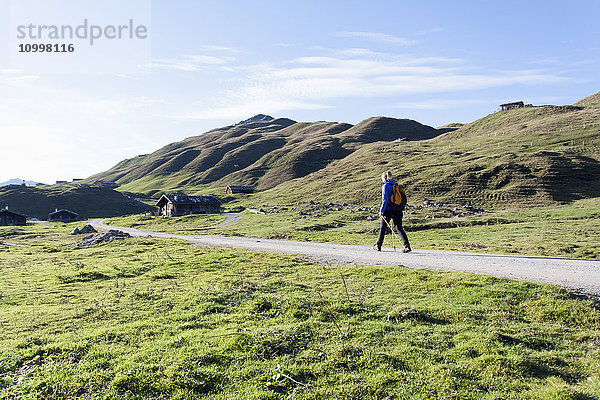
[{"xmin": 91, "ymin": 219, "xmax": 600, "ymax": 296}]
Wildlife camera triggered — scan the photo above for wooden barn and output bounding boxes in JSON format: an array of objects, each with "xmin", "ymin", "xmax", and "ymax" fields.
[
  {"xmin": 500, "ymin": 101, "xmax": 525, "ymax": 111},
  {"xmin": 93, "ymin": 180, "xmax": 119, "ymax": 189},
  {"xmin": 225, "ymin": 185, "xmax": 255, "ymax": 194},
  {"xmin": 155, "ymin": 194, "xmax": 222, "ymax": 216},
  {"xmin": 48, "ymin": 209, "xmax": 80, "ymax": 222},
  {"xmin": 0, "ymin": 209, "xmax": 27, "ymax": 226}
]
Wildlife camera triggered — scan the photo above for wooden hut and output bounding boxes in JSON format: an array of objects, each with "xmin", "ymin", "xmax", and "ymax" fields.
[
  {"xmin": 225, "ymin": 185, "xmax": 255, "ymax": 194},
  {"xmin": 500, "ymin": 101, "xmax": 525, "ymax": 111},
  {"xmin": 93, "ymin": 180, "xmax": 119, "ymax": 188},
  {"xmin": 155, "ymin": 194, "xmax": 222, "ymax": 216},
  {"xmin": 48, "ymin": 209, "xmax": 80, "ymax": 222},
  {"xmin": 0, "ymin": 209, "xmax": 27, "ymax": 226}
]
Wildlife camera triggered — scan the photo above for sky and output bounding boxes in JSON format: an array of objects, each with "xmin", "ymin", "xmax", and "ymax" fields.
[{"xmin": 1, "ymin": 0, "xmax": 599, "ymax": 184}]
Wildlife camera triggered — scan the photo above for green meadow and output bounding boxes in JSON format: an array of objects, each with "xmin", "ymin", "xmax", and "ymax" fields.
[
  {"xmin": 1, "ymin": 224, "xmax": 600, "ymax": 399},
  {"xmin": 107, "ymin": 196, "xmax": 600, "ymax": 260}
]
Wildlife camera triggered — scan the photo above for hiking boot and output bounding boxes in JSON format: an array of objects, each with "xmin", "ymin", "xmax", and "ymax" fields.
[
  {"xmin": 373, "ymin": 243, "xmax": 381, "ymax": 251},
  {"xmin": 402, "ymin": 247, "xmax": 412, "ymax": 253}
]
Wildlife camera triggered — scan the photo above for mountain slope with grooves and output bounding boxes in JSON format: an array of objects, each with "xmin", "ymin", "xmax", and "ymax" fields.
[
  {"xmin": 88, "ymin": 95, "xmax": 600, "ymax": 209},
  {"xmin": 251, "ymin": 104, "xmax": 600, "ymax": 208},
  {"xmin": 89, "ymin": 115, "xmax": 443, "ymax": 195}
]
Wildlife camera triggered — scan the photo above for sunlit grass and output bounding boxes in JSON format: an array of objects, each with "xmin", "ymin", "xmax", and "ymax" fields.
[
  {"xmin": 1, "ymin": 225, "xmax": 599, "ymax": 398},
  {"xmin": 102, "ymin": 197, "xmax": 600, "ymax": 260}
]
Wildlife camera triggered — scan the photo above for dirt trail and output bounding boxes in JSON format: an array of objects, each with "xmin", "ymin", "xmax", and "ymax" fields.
[{"xmin": 90, "ymin": 219, "xmax": 600, "ymax": 296}]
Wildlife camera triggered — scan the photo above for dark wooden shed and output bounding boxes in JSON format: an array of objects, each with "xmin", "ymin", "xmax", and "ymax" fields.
[
  {"xmin": 93, "ymin": 180, "xmax": 119, "ymax": 188},
  {"xmin": 48, "ymin": 209, "xmax": 80, "ymax": 222},
  {"xmin": 225, "ymin": 185, "xmax": 255, "ymax": 194},
  {"xmin": 0, "ymin": 209, "xmax": 27, "ymax": 226},
  {"xmin": 500, "ymin": 101, "xmax": 525, "ymax": 111},
  {"xmin": 155, "ymin": 194, "xmax": 222, "ymax": 216}
]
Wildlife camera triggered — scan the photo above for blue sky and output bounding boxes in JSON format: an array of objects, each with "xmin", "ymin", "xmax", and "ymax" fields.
[{"xmin": 1, "ymin": 0, "xmax": 599, "ymax": 184}]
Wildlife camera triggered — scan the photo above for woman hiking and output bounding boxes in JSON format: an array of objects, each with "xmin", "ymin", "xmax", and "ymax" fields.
[{"xmin": 373, "ymin": 170, "xmax": 411, "ymax": 253}]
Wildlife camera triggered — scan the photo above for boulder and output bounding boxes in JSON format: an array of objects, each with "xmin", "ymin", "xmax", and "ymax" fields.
[
  {"xmin": 77, "ymin": 230, "xmax": 131, "ymax": 247},
  {"xmin": 80, "ymin": 224, "xmax": 97, "ymax": 234},
  {"xmin": 70, "ymin": 224, "xmax": 97, "ymax": 235}
]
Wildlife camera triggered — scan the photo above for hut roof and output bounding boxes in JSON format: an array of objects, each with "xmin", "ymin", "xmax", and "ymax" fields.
[
  {"xmin": 155, "ymin": 194, "xmax": 222, "ymax": 207},
  {"xmin": 48, "ymin": 209, "xmax": 79, "ymax": 217},
  {"xmin": 0, "ymin": 209, "xmax": 28, "ymax": 218}
]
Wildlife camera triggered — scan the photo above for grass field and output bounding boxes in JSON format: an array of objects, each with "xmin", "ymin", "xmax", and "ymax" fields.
[
  {"xmin": 1, "ymin": 224, "xmax": 600, "ymax": 399},
  {"xmin": 107, "ymin": 197, "xmax": 600, "ymax": 260},
  {"xmin": 106, "ymin": 214, "xmax": 228, "ymax": 234}
]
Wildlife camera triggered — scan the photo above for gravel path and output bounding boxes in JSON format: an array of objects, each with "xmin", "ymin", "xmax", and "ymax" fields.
[{"xmin": 90, "ymin": 219, "xmax": 600, "ymax": 296}]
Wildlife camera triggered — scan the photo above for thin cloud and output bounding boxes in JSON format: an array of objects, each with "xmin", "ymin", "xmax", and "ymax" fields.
[
  {"xmin": 173, "ymin": 51, "xmax": 571, "ymax": 121},
  {"xmin": 335, "ymin": 31, "xmax": 416, "ymax": 46},
  {"xmin": 176, "ymin": 99, "xmax": 330, "ymax": 120},
  {"xmin": 199, "ymin": 45, "xmax": 239, "ymax": 52},
  {"xmin": 5, "ymin": 75, "xmax": 39, "ymax": 84},
  {"xmin": 147, "ymin": 54, "xmax": 235, "ymax": 71},
  {"xmin": 0, "ymin": 69, "xmax": 40, "ymax": 85},
  {"xmin": 413, "ymin": 27, "xmax": 444, "ymax": 36},
  {"xmin": 393, "ymin": 98, "xmax": 492, "ymax": 110}
]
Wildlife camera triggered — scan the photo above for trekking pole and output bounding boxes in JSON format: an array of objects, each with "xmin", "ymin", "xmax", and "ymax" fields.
[{"xmin": 381, "ymin": 216, "xmax": 398, "ymax": 252}]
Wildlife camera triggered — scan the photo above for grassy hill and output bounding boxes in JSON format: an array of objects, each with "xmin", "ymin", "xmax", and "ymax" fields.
[
  {"xmin": 88, "ymin": 116, "xmax": 443, "ymax": 197},
  {"xmin": 0, "ymin": 185, "xmax": 153, "ymax": 219},
  {"xmin": 250, "ymin": 104, "xmax": 600, "ymax": 209},
  {"xmin": 85, "ymin": 95, "xmax": 600, "ymax": 212},
  {"xmin": 575, "ymin": 90, "xmax": 600, "ymax": 106}
]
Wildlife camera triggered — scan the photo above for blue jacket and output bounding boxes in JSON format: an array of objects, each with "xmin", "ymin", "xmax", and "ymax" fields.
[{"xmin": 380, "ymin": 179, "xmax": 396, "ymax": 213}]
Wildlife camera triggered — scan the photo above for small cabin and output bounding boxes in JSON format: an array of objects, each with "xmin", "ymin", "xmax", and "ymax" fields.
[
  {"xmin": 225, "ymin": 185, "xmax": 255, "ymax": 194},
  {"xmin": 48, "ymin": 209, "xmax": 80, "ymax": 222},
  {"xmin": 155, "ymin": 194, "xmax": 222, "ymax": 216},
  {"xmin": 93, "ymin": 180, "xmax": 119, "ymax": 189},
  {"xmin": 0, "ymin": 209, "xmax": 27, "ymax": 226},
  {"xmin": 500, "ymin": 101, "xmax": 525, "ymax": 111}
]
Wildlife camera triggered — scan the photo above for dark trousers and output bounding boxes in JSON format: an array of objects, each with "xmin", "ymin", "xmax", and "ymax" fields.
[{"xmin": 377, "ymin": 210, "xmax": 410, "ymax": 249}]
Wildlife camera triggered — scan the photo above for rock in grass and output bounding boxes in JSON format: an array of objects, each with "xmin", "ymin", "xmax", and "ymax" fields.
[
  {"xmin": 70, "ymin": 224, "xmax": 97, "ymax": 235},
  {"xmin": 80, "ymin": 224, "xmax": 97, "ymax": 234},
  {"xmin": 77, "ymin": 230, "xmax": 130, "ymax": 247}
]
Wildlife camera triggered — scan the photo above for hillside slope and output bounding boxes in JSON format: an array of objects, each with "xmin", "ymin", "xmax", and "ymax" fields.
[
  {"xmin": 575, "ymin": 90, "xmax": 600, "ymax": 106},
  {"xmin": 251, "ymin": 105, "xmax": 600, "ymax": 208},
  {"xmin": 87, "ymin": 94, "xmax": 600, "ymax": 209},
  {"xmin": 89, "ymin": 115, "xmax": 442, "ymax": 196},
  {"xmin": 0, "ymin": 185, "xmax": 153, "ymax": 219}
]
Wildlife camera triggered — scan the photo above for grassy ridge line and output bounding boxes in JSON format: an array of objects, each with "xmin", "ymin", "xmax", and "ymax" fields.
[
  {"xmin": 575, "ymin": 90, "xmax": 600, "ymax": 106},
  {"xmin": 249, "ymin": 105, "xmax": 600, "ymax": 209},
  {"xmin": 1, "ymin": 224, "xmax": 600, "ymax": 398},
  {"xmin": 87, "ymin": 117, "xmax": 443, "ymax": 197},
  {"xmin": 89, "ymin": 105, "xmax": 600, "ymax": 212}
]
